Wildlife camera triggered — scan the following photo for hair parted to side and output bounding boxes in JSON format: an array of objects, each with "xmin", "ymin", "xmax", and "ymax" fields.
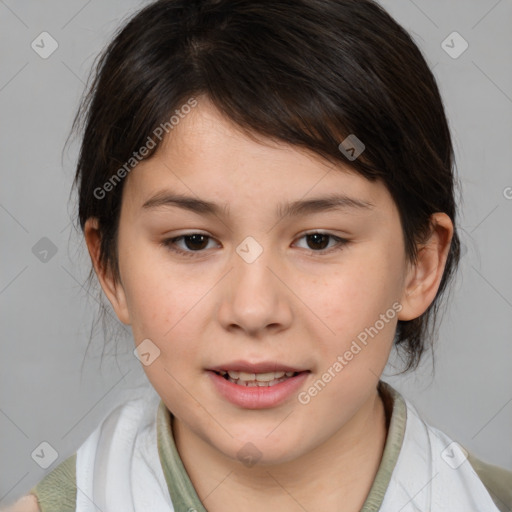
[{"xmin": 71, "ymin": 0, "xmax": 461, "ymax": 372}]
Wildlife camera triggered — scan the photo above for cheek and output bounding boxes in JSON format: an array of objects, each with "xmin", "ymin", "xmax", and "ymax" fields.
[
  {"xmin": 303, "ymin": 245, "xmax": 403, "ymax": 359},
  {"xmin": 123, "ymin": 265, "xmax": 209, "ymax": 400},
  {"xmin": 315, "ymin": 259, "xmax": 401, "ymax": 325},
  {"xmin": 121, "ymin": 259, "xmax": 219, "ymax": 368}
]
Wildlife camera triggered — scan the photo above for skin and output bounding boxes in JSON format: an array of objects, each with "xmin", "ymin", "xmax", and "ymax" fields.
[
  {"xmin": 2, "ymin": 495, "xmax": 40, "ymax": 512},
  {"xmin": 83, "ymin": 97, "xmax": 453, "ymax": 511}
]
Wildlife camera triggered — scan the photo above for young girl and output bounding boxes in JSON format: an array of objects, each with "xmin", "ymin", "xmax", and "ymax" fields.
[{"xmin": 9, "ymin": 0, "xmax": 511, "ymax": 510}]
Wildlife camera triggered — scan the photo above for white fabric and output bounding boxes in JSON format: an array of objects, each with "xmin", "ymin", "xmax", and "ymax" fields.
[
  {"xmin": 75, "ymin": 385, "xmax": 174, "ymax": 512},
  {"xmin": 380, "ymin": 402, "xmax": 500, "ymax": 511},
  {"xmin": 75, "ymin": 385, "xmax": 500, "ymax": 512}
]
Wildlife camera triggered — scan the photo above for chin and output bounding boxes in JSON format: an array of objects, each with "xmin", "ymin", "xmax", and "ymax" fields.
[{"xmin": 215, "ymin": 429, "xmax": 309, "ymax": 468}]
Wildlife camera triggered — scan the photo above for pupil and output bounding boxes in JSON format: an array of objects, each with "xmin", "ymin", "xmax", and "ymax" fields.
[
  {"xmin": 307, "ymin": 233, "xmax": 329, "ymax": 250},
  {"xmin": 185, "ymin": 234, "xmax": 208, "ymax": 250}
]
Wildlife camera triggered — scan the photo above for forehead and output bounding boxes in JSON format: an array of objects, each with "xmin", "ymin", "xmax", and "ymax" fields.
[{"xmin": 122, "ymin": 98, "xmax": 394, "ymax": 217}]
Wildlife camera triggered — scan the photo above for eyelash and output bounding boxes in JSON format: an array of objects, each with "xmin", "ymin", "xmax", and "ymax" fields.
[{"xmin": 160, "ymin": 232, "xmax": 349, "ymax": 258}]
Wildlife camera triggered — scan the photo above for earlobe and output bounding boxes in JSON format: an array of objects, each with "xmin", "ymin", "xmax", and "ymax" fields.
[
  {"xmin": 398, "ymin": 213, "xmax": 454, "ymax": 321},
  {"xmin": 84, "ymin": 218, "xmax": 131, "ymax": 325}
]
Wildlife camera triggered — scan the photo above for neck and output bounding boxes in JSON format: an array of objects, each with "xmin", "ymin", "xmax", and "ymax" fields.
[{"xmin": 173, "ymin": 386, "xmax": 389, "ymax": 512}]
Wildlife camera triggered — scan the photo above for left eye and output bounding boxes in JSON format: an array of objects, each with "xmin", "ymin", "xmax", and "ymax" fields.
[{"xmin": 294, "ymin": 232, "xmax": 346, "ymax": 252}]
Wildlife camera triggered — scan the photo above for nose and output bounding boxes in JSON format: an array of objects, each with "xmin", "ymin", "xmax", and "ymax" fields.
[{"xmin": 216, "ymin": 244, "xmax": 293, "ymax": 338}]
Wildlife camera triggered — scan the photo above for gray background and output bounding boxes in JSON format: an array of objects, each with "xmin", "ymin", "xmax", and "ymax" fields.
[{"xmin": 1, "ymin": 0, "xmax": 511, "ymax": 505}]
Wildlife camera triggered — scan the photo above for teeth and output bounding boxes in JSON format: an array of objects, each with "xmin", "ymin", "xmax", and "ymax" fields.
[
  {"xmin": 255, "ymin": 371, "xmax": 285, "ymax": 382},
  {"xmin": 238, "ymin": 371, "xmax": 256, "ymax": 380},
  {"xmin": 236, "ymin": 377, "xmax": 287, "ymax": 387},
  {"xmin": 227, "ymin": 370, "xmax": 287, "ymax": 381},
  {"xmin": 217, "ymin": 369, "xmax": 299, "ymax": 387},
  {"xmin": 256, "ymin": 372, "xmax": 284, "ymax": 382}
]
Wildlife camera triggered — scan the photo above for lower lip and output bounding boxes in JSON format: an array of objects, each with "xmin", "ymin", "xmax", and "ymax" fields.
[{"xmin": 207, "ymin": 371, "xmax": 310, "ymax": 409}]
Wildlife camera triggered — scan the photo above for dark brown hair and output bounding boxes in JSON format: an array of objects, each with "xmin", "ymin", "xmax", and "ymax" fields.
[{"xmin": 71, "ymin": 0, "xmax": 461, "ymax": 372}]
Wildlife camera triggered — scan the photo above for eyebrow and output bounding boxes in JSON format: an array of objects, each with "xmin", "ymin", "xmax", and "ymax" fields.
[{"xmin": 141, "ymin": 191, "xmax": 374, "ymax": 217}]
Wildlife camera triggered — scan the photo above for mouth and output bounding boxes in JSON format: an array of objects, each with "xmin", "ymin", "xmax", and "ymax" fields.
[{"xmin": 206, "ymin": 361, "xmax": 310, "ymax": 409}]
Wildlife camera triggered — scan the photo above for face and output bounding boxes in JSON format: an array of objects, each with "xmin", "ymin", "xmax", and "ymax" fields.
[{"xmin": 89, "ymin": 97, "xmax": 439, "ymax": 466}]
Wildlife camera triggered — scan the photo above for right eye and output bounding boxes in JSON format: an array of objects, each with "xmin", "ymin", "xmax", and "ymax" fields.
[{"xmin": 161, "ymin": 233, "xmax": 220, "ymax": 257}]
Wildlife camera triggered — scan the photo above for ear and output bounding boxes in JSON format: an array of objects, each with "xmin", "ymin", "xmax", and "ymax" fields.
[
  {"xmin": 398, "ymin": 212, "xmax": 454, "ymax": 321},
  {"xmin": 84, "ymin": 218, "xmax": 131, "ymax": 325}
]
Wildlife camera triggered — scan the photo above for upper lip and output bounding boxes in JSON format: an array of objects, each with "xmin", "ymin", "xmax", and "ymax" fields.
[{"xmin": 208, "ymin": 360, "xmax": 308, "ymax": 374}]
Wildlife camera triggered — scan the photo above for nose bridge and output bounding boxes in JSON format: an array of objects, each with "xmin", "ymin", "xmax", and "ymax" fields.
[
  {"xmin": 235, "ymin": 241, "xmax": 273, "ymax": 292},
  {"xmin": 217, "ymin": 234, "xmax": 293, "ymax": 335},
  {"xmin": 233, "ymin": 234, "xmax": 279, "ymax": 307}
]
